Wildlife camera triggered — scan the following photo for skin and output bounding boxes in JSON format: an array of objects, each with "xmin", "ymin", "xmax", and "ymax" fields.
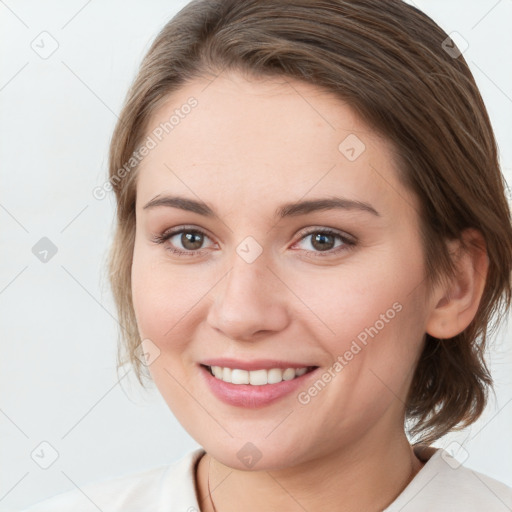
[{"xmin": 130, "ymin": 71, "xmax": 488, "ymax": 511}]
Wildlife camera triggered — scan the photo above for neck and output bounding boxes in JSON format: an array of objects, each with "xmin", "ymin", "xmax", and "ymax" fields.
[{"xmin": 195, "ymin": 428, "xmax": 425, "ymax": 512}]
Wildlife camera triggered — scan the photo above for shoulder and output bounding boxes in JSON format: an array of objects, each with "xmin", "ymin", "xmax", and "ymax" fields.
[
  {"xmin": 20, "ymin": 447, "xmax": 206, "ymax": 512},
  {"xmin": 386, "ymin": 446, "xmax": 512, "ymax": 512}
]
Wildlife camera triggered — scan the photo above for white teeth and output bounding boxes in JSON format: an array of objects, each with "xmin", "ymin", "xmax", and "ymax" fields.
[
  {"xmin": 268, "ymin": 368, "xmax": 283, "ymax": 384},
  {"xmin": 222, "ymin": 367, "xmax": 232, "ymax": 382},
  {"xmin": 209, "ymin": 366, "xmax": 312, "ymax": 385},
  {"xmin": 232, "ymin": 369, "xmax": 249, "ymax": 384},
  {"xmin": 249, "ymin": 369, "xmax": 267, "ymax": 385}
]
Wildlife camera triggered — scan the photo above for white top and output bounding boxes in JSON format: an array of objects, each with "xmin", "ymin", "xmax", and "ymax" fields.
[{"xmin": 21, "ymin": 446, "xmax": 512, "ymax": 511}]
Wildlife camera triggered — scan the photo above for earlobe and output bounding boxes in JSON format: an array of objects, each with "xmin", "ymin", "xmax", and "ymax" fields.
[{"xmin": 425, "ymin": 229, "xmax": 488, "ymax": 340}]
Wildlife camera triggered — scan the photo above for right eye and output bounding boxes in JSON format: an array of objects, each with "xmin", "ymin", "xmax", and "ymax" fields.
[{"xmin": 151, "ymin": 226, "xmax": 216, "ymax": 257}]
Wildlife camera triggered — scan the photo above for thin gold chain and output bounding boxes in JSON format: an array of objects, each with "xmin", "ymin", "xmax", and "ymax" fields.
[{"xmin": 208, "ymin": 455, "xmax": 218, "ymax": 512}]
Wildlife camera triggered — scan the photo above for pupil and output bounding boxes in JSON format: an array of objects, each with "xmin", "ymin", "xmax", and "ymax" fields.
[
  {"xmin": 312, "ymin": 233, "xmax": 334, "ymax": 251},
  {"xmin": 183, "ymin": 232, "xmax": 203, "ymax": 249}
]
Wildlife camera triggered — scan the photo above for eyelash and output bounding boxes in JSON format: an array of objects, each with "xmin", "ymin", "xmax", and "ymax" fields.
[{"xmin": 150, "ymin": 225, "xmax": 357, "ymax": 259}]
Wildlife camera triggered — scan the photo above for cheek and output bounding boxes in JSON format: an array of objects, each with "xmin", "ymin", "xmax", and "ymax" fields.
[
  {"xmin": 131, "ymin": 246, "xmax": 212, "ymax": 353},
  {"xmin": 332, "ymin": 286, "xmax": 426, "ymax": 409},
  {"xmin": 286, "ymin": 258, "xmax": 405, "ymax": 346},
  {"xmin": 287, "ymin": 251, "xmax": 426, "ymax": 385},
  {"xmin": 130, "ymin": 248, "xmax": 207, "ymax": 411}
]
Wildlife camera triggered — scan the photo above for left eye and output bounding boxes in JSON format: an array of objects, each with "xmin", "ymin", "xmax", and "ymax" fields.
[
  {"xmin": 293, "ymin": 228, "xmax": 355, "ymax": 255},
  {"xmin": 151, "ymin": 226, "xmax": 356, "ymax": 258}
]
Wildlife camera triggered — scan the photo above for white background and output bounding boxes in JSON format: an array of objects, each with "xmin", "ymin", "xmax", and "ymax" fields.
[{"xmin": 1, "ymin": 0, "xmax": 511, "ymax": 510}]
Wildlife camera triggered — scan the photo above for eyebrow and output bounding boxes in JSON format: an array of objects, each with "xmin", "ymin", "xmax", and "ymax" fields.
[{"xmin": 142, "ymin": 195, "xmax": 380, "ymax": 218}]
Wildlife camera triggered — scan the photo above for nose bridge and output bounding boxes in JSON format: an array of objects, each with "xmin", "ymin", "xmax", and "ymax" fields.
[
  {"xmin": 230, "ymin": 245, "xmax": 273, "ymax": 295},
  {"xmin": 220, "ymin": 227, "xmax": 273, "ymax": 296},
  {"xmin": 207, "ymin": 243, "xmax": 289, "ymax": 339},
  {"xmin": 220, "ymin": 246, "xmax": 274, "ymax": 313}
]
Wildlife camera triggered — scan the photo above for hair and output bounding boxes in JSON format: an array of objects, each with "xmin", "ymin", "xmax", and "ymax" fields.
[{"xmin": 106, "ymin": 0, "xmax": 512, "ymax": 445}]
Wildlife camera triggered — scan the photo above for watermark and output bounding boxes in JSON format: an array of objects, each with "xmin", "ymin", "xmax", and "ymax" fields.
[
  {"xmin": 32, "ymin": 236, "xmax": 58, "ymax": 263},
  {"xmin": 92, "ymin": 96, "xmax": 198, "ymax": 200},
  {"xmin": 237, "ymin": 441, "xmax": 263, "ymax": 468},
  {"xmin": 31, "ymin": 441, "xmax": 59, "ymax": 469},
  {"xmin": 297, "ymin": 301, "xmax": 403, "ymax": 405},
  {"xmin": 135, "ymin": 338, "xmax": 161, "ymax": 366},
  {"xmin": 338, "ymin": 133, "xmax": 366, "ymax": 161},
  {"xmin": 442, "ymin": 32, "xmax": 469, "ymax": 59},
  {"xmin": 441, "ymin": 440, "xmax": 469, "ymax": 469},
  {"xmin": 236, "ymin": 236, "xmax": 263, "ymax": 263},
  {"xmin": 31, "ymin": 31, "xmax": 59, "ymax": 59}
]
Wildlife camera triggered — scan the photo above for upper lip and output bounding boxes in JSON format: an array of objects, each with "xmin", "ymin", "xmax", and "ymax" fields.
[{"xmin": 200, "ymin": 358, "xmax": 318, "ymax": 371}]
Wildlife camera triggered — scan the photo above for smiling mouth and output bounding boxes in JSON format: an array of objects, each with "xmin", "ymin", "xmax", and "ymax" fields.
[{"xmin": 201, "ymin": 364, "xmax": 318, "ymax": 386}]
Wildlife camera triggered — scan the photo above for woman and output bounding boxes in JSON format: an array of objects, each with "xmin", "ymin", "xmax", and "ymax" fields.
[{"xmin": 23, "ymin": 0, "xmax": 512, "ymax": 510}]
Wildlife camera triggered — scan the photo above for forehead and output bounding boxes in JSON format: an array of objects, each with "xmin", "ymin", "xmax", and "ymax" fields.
[{"xmin": 135, "ymin": 72, "xmax": 418, "ymax": 220}]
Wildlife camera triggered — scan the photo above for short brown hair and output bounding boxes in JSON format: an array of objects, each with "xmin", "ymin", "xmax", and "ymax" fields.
[{"xmin": 107, "ymin": 0, "xmax": 512, "ymax": 445}]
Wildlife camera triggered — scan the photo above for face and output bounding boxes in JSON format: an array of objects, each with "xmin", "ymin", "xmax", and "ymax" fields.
[{"xmin": 131, "ymin": 72, "xmax": 432, "ymax": 470}]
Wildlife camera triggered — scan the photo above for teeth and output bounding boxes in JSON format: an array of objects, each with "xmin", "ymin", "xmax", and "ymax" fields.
[{"xmin": 209, "ymin": 365, "xmax": 311, "ymax": 385}]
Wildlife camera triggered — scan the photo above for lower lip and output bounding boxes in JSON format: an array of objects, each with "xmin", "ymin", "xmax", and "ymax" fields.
[{"xmin": 199, "ymin": 365, "xmax": 319, "ymax": 408}]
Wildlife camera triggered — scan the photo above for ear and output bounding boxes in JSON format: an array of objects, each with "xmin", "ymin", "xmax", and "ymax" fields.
[{"xmin": 425, "ymin": 228, "xmax": 489, "ymax": 339}]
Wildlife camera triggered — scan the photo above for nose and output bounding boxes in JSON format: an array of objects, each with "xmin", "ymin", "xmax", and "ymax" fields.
[{"xmin": 206, "ymin": 254, "xmax": 290, "ymax": 341}]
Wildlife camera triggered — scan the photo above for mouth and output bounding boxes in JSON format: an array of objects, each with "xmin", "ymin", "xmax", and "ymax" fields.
[
  {"xmin": 201, "ymin": 364, "xmax": 319, "ymax": 385},
  {"xmin": 199, "ymin": 363, "xmax": 321, "ymax": 408}
]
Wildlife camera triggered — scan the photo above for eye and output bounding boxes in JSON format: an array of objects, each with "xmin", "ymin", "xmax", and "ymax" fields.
[
  {"xmin": 292, "ymin": 227, "xmax": 356, "ymax": 257},
  {"xmin": 150, "ymin": 226, "xmax": 215, "ymax": 257}
]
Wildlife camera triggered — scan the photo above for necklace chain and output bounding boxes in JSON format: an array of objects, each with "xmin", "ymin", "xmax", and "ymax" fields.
[{"xmin": 208, "ymin": 455, "xmax": 218, "ymax": 512}]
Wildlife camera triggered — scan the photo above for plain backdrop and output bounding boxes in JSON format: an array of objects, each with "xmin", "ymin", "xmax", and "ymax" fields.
[{"xmin": 1, "ymin": 0, "xmax": 511, "ymax": 510}]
